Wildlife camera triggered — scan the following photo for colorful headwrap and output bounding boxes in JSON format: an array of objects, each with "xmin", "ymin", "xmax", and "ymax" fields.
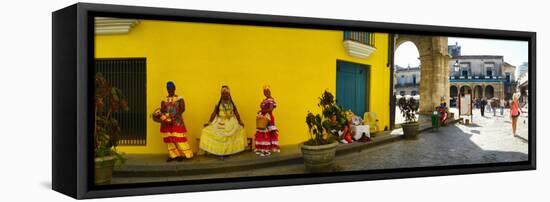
[
  {"xmin": 221, "ymin": 85, "xmax": 230, "ymax": 93},
  {"xmin": 166, "ymin": 81, "xmax": 176, "ymax": 89}
]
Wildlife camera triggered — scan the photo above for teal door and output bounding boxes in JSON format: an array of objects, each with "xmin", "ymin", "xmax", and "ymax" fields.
[{"xmin": 336, "ymin": 61, "xmax": 369, "ymax": 116}]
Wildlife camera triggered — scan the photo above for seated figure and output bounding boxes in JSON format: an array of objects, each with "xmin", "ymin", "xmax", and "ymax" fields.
[
  {"xmin": 436, "ymin": 96, "xmax": 449, "ymax": 127},
  {"xmin": 325, "ymin": 114, "xmax": 353, "ymax": 144},
  {"xmin": 199, "ymin": 85, "xmax": 247, "ymax": 156},
  {"xmin": 363, "ymin": 112, "xmax": 379, "ymax": 133}
]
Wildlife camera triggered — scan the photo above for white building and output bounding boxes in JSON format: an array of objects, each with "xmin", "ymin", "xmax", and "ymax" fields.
[{"xmin": 394, "ymin": 65, "xmax": 420, "ymax": 96}]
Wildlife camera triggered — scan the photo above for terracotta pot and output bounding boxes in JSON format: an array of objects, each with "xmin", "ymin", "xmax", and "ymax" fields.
[
  {"xmin": 300, "ymin": 141, "xmax": 338, "ymax": 172},
  {"xmin": 94, "ymin": 156, "xmax": 116, "ymax": 185},
  {"xmin": 402, "ymin": 122, "xmax": 419, "ymax": 139}
]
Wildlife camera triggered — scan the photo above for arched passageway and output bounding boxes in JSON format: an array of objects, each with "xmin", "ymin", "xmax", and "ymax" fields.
[
  {"xmin": 395, "ymin": 35, "xmax": 451, "ymax": 114},
  {"xmin": 460, "ymin": 86, "xmax": 472, "ymax": 96},
  {"xmin": 474, "ymin": 85, "xmax": 483, "ymax": 99},
  {"xmin": 485, "ymin": 85, "xmax": 494, "ymax": 99},
  {"xmin": 450, "ymin": 86, "xmax": 458, "ymax": 98}
]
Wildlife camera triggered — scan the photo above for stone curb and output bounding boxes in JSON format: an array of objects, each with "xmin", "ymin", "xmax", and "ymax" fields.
[
  {"xmin": 113, "ymin": 133, "xmax": 404, "ymax": 177},
  {"xmin": 419, "ymin": 117, "xmax": 463, "ymax": 133},
  {"xmin": 114, "ymin": 118, "xmax": 463, "ymax": 177}
]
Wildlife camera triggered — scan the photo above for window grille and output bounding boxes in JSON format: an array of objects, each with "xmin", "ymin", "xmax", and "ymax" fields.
[{"xmin": 95, "ymin": 58, "xmax": 147, "ymax": 145}]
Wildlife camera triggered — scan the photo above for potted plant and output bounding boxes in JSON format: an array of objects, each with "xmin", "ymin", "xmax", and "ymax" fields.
[
  {"xmin": 398, "ymin": 96, "xmax": 419, "ymax": 139},
  {"xmin": 301, "ymin": 91, "xmax": 345, "ymax": 172},
  {"xmin": 94, "ymin": 73, "xmax": 127, "ymax": 185}
]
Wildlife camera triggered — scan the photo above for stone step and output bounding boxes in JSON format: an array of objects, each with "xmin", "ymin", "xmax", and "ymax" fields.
[
  {"xmin": 113, "ymin": 119, "xmax": 462, "ymax": 178},
  {"xmin": 113, "ymin": 132, "xmax": 404, "ymax": 177},
  {"xmin": 419, "ymin": 117, "xmax": 462, "ymax": 133}
]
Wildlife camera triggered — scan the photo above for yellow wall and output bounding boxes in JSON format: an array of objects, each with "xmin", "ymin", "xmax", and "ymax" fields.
[{"xmin": 95, "ymin": 20, "xmax": 391, "ymax": 154}]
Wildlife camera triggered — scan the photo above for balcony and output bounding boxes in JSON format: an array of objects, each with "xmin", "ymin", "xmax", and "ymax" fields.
[
  {"xmin": 343, "ymin": 31, "xmax": 376, "ymax": 59},
  {"xmin": 394, "ymin": 83, "xmax": 419, "ymax": 87},
  {"xmin": 450, "ymin": 75, "xmax": 508, "ymax": 82}
]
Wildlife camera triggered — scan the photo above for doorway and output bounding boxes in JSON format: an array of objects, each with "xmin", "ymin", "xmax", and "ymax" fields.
[{"xmin": 336, "ymin": 60, "xmax": 370, "ymax": 116}]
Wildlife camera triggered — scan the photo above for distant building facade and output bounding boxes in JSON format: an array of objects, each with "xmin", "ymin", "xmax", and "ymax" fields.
[
  {"xmin": 517, "ymin": 64, "xmax": 529, "ymax": 105},
  {"xmin": 448, "ymin": 46, "xmax": 516, "ymax": 102},
  {"xmin": 394, "ymin": 65, "xmax": 420, "ymax": 96},
  {"xmin": 516, "ymin": 62, "xmax": 528, "ymax": 79}
]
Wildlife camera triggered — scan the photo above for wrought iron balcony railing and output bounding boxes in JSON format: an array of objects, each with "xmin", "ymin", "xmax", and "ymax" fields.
[
  {"xmin": 344, "ymin": 31, "xmax": 375, "ymax": 47},
  {"xmin": 449, "ymin": 75, "xmax": 509, "ymax": 82},
  {"xmin": 394, "ymin": 83, "xmax": 419, "ymax": 87}
]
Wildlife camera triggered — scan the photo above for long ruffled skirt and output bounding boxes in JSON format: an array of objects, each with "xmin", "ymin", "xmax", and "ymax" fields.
[
  {"xmin": 162, "ymin": 132, "xmax": 194, "ymax": 159},
  {"xmin": 254, "ymin": 125, "xmax": 280, "ymax": 153},
  {"xmin": 199, "ymin": 117, "xmax": 247, "ymax": 156}
]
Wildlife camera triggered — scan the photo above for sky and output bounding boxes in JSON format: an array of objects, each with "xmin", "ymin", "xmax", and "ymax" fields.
[{"xmin": 394, "ymin": 37, "xmax": 528, "ymax": 71}]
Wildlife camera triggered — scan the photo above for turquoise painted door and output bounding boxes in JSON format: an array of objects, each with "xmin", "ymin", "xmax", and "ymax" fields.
[{"xmin": 336, "ymin": 61, "xmax": 369, "ymax": 116}]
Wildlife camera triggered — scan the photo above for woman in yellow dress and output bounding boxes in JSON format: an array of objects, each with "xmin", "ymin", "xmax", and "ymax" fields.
[{"xmin": 199, "ymin": 85, "xmax": 247, "ymax": 157}]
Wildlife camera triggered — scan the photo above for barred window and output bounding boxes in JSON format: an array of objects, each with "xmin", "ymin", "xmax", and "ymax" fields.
[{"xmin": 95, "ymin": 58, "xmax": 147, "ymax": 145}]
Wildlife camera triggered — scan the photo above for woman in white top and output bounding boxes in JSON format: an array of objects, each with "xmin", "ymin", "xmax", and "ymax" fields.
[{"xmin": 500, "ymin": 98, "xmax": 506, "ymax": 116}]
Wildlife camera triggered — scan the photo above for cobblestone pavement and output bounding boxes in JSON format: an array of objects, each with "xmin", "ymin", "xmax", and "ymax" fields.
[
  {"xmin": 334, "ymin": 108, "xmax": 529, "ymax": 171},
  {"xmin": 111, "ymin": 108, "xmax": 529, "ymax": 184}
]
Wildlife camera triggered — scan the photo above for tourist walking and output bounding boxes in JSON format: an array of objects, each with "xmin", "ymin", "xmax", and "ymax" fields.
[
  {"xmin": 485, "ymin": 99, "xmax": 491, "ymax": 113},
  {"xmin": 500, "ymin": 98, "xmax": 506, "ymax": 116},
  {"xmin": 510, "ymin": 93, "xmax": 523, "ymax": 136},
  {"xmin": 491, "ymin": 98, "xmax": 497, "ymax": 116},
  {"xmin": 480, "ymin": 98, "xmax": 487, "ymax": 116}
]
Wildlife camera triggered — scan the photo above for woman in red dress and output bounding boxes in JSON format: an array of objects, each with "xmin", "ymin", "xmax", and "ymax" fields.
[
  {"xmin": 156, "ymin": 81, "xmax": 194, "ymax": 162},
  {"xmin": 254, "ymin": 86, "xmax": 280, "ymax": 156}
]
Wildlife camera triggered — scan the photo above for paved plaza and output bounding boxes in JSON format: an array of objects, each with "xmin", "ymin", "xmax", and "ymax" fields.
[
  {"xmin": 334, "ymin": 108, "xmax": 528, "ymax": 171},
  {"xmin": 111, "ymin": 107, "xmax": 529, "ymax": 184}
]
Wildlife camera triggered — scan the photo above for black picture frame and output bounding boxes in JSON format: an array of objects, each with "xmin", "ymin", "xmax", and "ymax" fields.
[{"xmin": 52, "ymin": 3, "xmax": 536, "ymax": 199}]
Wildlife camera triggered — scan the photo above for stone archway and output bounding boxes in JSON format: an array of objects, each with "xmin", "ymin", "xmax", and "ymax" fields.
[
  {"xmin": 485, "ymin": 85, "xmax": 495, "ymax": 98},
  {"xmin": 395, "ymin": 35, "xmax": 451, "ymax": 114},
  {"xmin": 450, "ymin": 85, "xmax": 458, "ymax": 98},
  {"xmin": 474, "ymin": 85, "xmax": 483, "ymax": 99},
  {"xmin": 460, "ymin": 85, "xmax": 472, "ymax": 96},
  {"xmin": 450, "ymin": 85, "xmax": 458, "ymax": 107}
]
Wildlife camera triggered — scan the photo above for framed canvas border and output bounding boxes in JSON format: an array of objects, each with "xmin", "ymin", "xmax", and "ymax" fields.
[{"xmin": 52, "ymin": 3, "xmax": 536, "ymax": 199}]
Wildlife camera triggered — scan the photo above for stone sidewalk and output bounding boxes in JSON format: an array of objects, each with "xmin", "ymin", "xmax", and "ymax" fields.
[
  {"xmin": 110, "ymin": 108, "xmax": 528, "ymax": 185},
  {"xmin": 114, "ymin": 130, "xmax": 404, "ymax": 177},
  {"xmin": 111, "ymin": 115, "xmax": 460, "ymax": 184}
]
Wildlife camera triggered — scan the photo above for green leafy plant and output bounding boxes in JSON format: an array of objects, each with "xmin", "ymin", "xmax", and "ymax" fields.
[
  {"xmin": 397, "ymin": 96, "xmax": 419, "ymax": 123},
  {"xmin": 95, "ymin": 73, "xmax": 127, "ymax": 163},
  {"xmin": 305, "ymin": 90, "xmax": 347, "ymax": 145},
  {"xmin": 305, "ymin": 112, "xmax": 326, "ymax": 145}
]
